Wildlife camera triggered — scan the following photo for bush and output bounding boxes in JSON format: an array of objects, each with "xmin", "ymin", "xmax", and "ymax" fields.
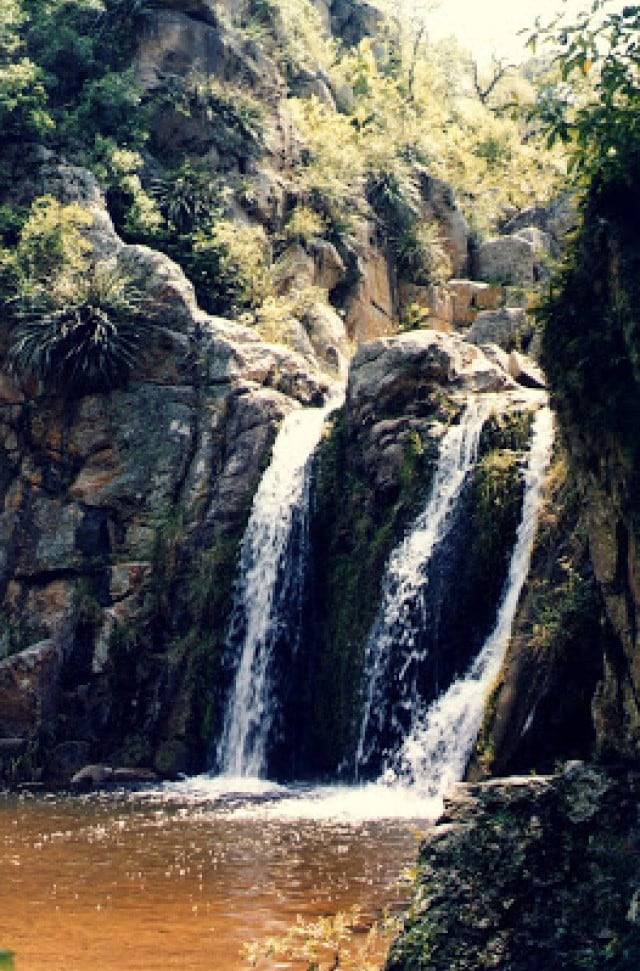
[
  {"xmin": 2, "ymin": 196, "xmax": 152, "ymax": 394},
  {"xmin": 8, "ymin": 261, "xmax": 150, "ymax": 394}
]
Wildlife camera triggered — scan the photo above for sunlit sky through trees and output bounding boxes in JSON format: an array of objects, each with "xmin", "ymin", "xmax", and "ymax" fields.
[{"xmin": 421, "ymin": 0, "xmax": 626, "ymax": 63}]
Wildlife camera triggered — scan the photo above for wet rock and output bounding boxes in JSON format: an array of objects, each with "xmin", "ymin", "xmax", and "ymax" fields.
[
  {"xmin": 0, "ymin": 641, "xmax": 62, "ymax": 739},
  {"xmin": 70, "ymin": 764, "xmax": 114, "ymax": 789},
  {"xmin": 508, "ymin": 350, "xmax": 546, "ymax": 389},
  {"xmin": 386, "ymin": 765, "xmax": 640, "ymax": 971}
]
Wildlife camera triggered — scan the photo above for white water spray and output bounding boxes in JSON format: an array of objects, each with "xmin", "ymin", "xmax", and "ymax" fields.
[
  {"xmin": 216, "ymin": 390, "xmax": 342, "ymax": 778},
  {"xmin": 394, "ymin": 400, "xmax": 554, "ymax": 796},
  {"xmin": 354, "ymin": 395, "xmax": 499, "ymax": 775}
]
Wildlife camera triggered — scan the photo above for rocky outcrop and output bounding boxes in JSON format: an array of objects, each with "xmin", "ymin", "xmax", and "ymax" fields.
[
  {"xmin": 296, "ymin": 329, "xmax": 535, "ymax": 777},
  {"xmin": 468, "ymin": 455, "xmax": 608, "ymax": 778},
  {"xmin": 540, "ymin": 172, "xmax": 640, "ymax": 763},
  {"xmin": 0, "ymin": 157, "xmax": 329, "ymax": 783},
  {"xmin": 386, "ymin": 764, "xmax": 640, "ymax": 971},
  {"xmin": 347, "ymin": 330, "xmax": 515, "ymax": 422},
  {"xmin": 415, "ymin": 170, "xmax": 469, "ymax": 277}
]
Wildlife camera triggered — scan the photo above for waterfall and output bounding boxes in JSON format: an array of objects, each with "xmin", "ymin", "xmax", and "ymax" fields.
[
  {"xmin": 393, "ymin": 400, "xmax": 554, "ymax": 795},
  {"xmin": 354, "ymin": 395, "xmax": 498, "ymax": 778},
  {"xmin": 216, "ymin": 391, "xmax": 342, "ymax": 778}
]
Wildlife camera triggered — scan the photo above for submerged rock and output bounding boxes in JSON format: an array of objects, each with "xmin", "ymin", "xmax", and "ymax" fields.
[{"xmin": 70, "ymin": 764, "xmax": 159, "ymax": 789}]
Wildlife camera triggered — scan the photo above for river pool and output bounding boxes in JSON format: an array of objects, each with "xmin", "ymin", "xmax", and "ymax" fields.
[{"xmin": 0, "ymin": 779, "xmax": 439, "ymax": 971}]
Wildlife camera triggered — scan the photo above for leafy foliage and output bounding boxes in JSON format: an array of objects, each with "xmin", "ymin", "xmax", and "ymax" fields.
[
  {"xmin": 242, "ymin": 905, "xmax": 400, "ymax": 971},
  {"xmin": 2, "ymin": 196, "xmax": 151, "ymax": 394},
  {"xmin": 528, "ymin": 1, "xmax": 640, "ymax": 184},
  {"xmin": 8, "ymin": 262, "xmax": 149, "ymax": 394}
]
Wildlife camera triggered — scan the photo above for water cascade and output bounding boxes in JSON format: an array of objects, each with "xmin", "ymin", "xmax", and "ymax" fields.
[
  {"xmin": 354, "ymin": 394, "xmax": 499, "ymax": 778},
  {"xmin": 216, "ymin": 391, "xmax": 342, "ymax": 778},
  {"xmin": 394, "ymin": 400, "xmax": 554, "ymax": 795}
]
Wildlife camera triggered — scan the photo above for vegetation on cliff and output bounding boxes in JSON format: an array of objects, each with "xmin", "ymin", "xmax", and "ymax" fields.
[{"xmin": 0, "ymin": 0, "xmax": 566, "ymax": 362}]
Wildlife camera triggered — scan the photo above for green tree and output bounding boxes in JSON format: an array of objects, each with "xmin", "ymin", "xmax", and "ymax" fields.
[{"xmin": 528, "ymin": 1, "xmax": 640, "ymax": 184}]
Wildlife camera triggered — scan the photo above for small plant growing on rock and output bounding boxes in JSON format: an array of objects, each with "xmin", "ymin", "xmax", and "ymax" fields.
[
  {"xmin": 3, "ymin": 194, "xmax": 154, "ymax": 395},
  {"xmin": 8, "ymin": 259, "xmax": 150, "ymax": 394}
]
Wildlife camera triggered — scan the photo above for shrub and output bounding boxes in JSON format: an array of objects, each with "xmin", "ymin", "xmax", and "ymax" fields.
[
  {"xmin": 193, "ymin": 219, "xmax": 273, "ymax": 313},
  {"xmin": 282, "ymin": 203, "xmax": 326, "ymax": 243},
  {"xmin": 8, "ymin": 261, "xmax": 151, "ymax": 394}
]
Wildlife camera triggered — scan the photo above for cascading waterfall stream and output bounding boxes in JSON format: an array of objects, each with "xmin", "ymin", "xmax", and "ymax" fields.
[
  {"xmin": 216, "ymin": 389, "xmax": 343, "ymax": 779},
  {"xmin": 354, "ymin": 394, "xmax": 499, "ymax": 777},
  {"xmin": 394, "ymin": 399, "xmax": 554, "ymax": 796}
]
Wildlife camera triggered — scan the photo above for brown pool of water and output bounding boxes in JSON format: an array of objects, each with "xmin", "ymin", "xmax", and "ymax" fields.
[{"xmin": 0, "ymin": 785, "xmax": 429, "ymax": 971}]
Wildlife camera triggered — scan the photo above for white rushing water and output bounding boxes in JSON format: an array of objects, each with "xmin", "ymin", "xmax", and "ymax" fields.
[
  {"xmin": 354, "ymin": 394, "xmax": 499, "ymax": 776},
  {"xmin": 395, "ymin": 400, "xmax": 554, "ymax": 795},
  {"xmin": 216, "ymin": 389, "xmax": 343, "ymax": 778}
]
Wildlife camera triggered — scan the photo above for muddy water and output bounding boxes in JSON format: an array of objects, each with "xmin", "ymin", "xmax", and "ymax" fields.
[{"xmin": 0, "ymin": 781, "xmax": 436, "ymax": 971}]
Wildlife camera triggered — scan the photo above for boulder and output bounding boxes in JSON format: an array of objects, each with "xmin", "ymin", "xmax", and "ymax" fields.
[
  {"xmin": 70, "ymin": 764, "xmax": 114, "ymax": 789},
  {"xmin": 329, "ymin": 0, "xmax": 383, "ymax": 46},
  {"xmin": 301, "ymin": 301, "xmax": 350, "ymax": 373},
  {"xmin": 347, "ymin": 329, "xmax": 514, "ymax": 423},
  {"xmin": 385, "ymin": 765, "xmax": 640, "ymax": 971},
  {"xmin": 508, "ymin": 350, "xmax": 546, "ymax": 389},
  {"xmin": 501, "ymin": 194, "xmax": 577, "ymax": 254},
  {"xmin": 466, "ymin": 307, "xmax": 530, "ymax": 351},
  {"xmin": 475, "ymin": 234, "xmax": 536, "ymax": 285},
  {"xmin": 447, "ymin": 279, "xmax": 505, "ymax": 328}
]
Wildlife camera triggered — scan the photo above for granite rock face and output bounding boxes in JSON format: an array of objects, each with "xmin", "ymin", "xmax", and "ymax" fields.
[
  {"xmin": 386, "ymin": 764, "xmax": 640, "ymax": 971},
  {"xmin": 347, "ymin": 329, "xmax": 515, "ymax": 424},
  {"xmin": 0, "ymin": 157, "xmax": 329, "ymax": 783}
]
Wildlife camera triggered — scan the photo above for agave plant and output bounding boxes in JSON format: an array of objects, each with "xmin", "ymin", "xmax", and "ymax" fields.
[{"xmin": 8, "ymin": 262, "xmax": 150, "ymax": 395}]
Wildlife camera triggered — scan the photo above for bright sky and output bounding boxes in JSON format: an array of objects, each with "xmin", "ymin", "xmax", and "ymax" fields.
[{"xmin": 422, "ymin": 0, "xmax": 621, "ymax": 63}]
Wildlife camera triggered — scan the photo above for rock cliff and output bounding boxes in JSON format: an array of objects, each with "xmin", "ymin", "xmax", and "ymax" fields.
[{"xmin": 0, "ymin": 151, "xmax": 329, "ymax": 781}]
